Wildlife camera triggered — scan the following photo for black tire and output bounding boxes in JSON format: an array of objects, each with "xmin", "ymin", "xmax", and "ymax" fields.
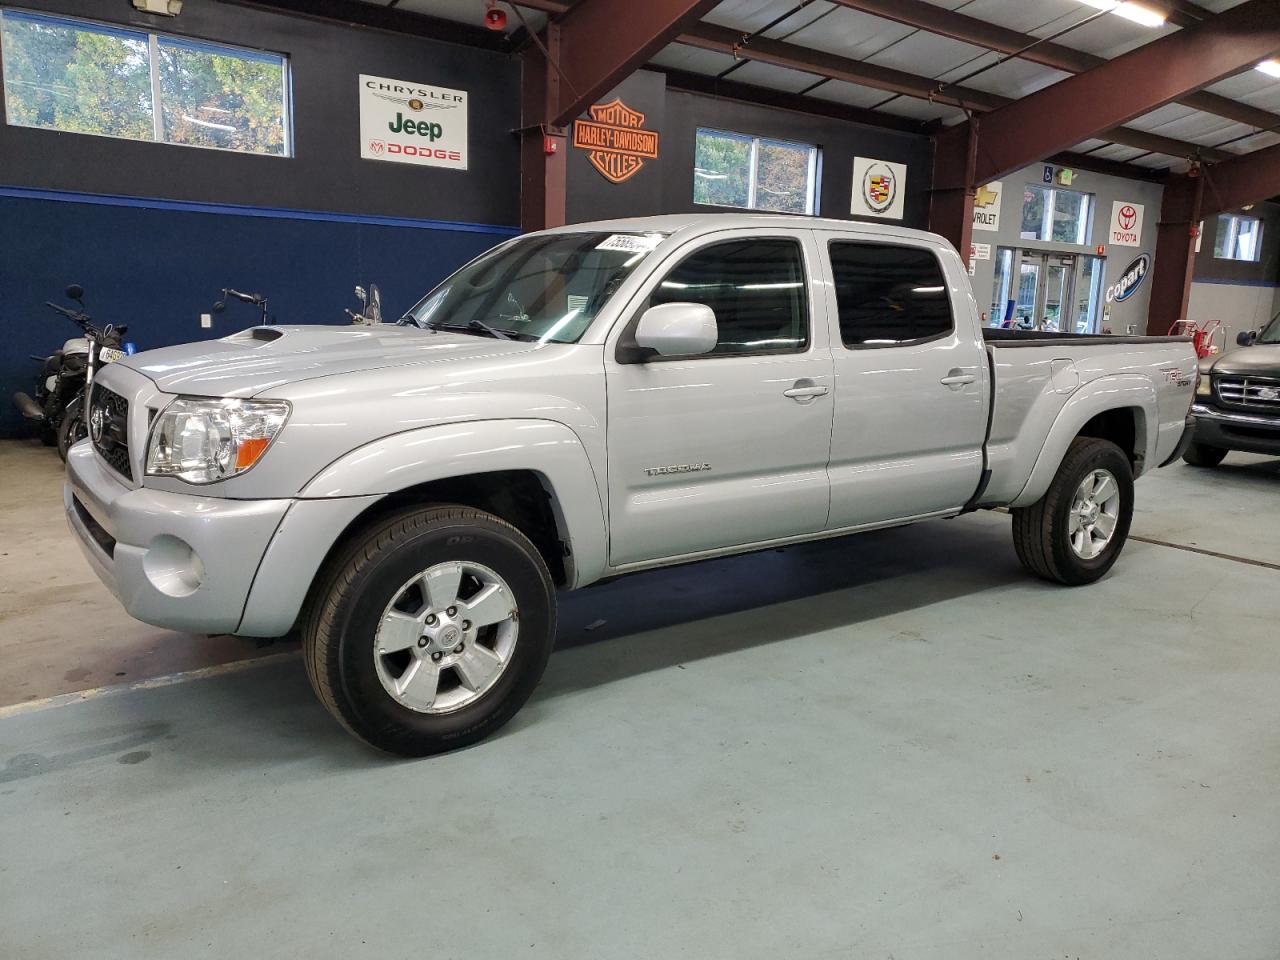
[
  {"xmin": 303, "ymin": 505, "xmax": 556, "ymax": 757},
  {"xmin": 1182, "ymin": 442, "xmax": 1228, "ymax": 468},
  {"xmin": 1011, "ymin": 437, "xmax": 1134, "ymax": 586},
  {"xmin": 57, "ymin": 399, "xmax": 86, "ymax": 462}
]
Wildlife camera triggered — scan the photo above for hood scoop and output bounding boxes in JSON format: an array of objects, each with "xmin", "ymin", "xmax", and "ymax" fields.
[{"xmin": 224, "ymin": 326, "xmax": 284, "ymax": 345}]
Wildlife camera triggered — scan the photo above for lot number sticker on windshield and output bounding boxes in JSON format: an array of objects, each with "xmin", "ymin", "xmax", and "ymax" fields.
[{"xmin": 596, "ymin": 234, "xmax": 663, "ymax": 254}]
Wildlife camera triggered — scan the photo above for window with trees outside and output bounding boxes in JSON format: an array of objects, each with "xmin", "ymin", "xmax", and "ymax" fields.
[
  {"xmin": 1020, "ymin": 184, "xmax": 1093, "ymax": 245},
  {"xmin": 0, "ymin": 9, "xmax": 291, "ymax": 157},
  {"xmin": 693, "ymin": 128, "xmax": 820, "ymax": 215},
  {"xmin": 1214, "ymin": 214, "xmax": 1264, "ymax": 262}
]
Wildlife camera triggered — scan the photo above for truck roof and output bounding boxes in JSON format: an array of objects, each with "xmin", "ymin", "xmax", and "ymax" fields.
[{"xmin": 540, "ymin": 213, "xmax": 953, "ymax": 250}]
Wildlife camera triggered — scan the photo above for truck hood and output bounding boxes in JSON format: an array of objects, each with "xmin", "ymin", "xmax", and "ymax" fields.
[
  {"xmin": 121, "ymin": 325, "xmax": 540, "ymax": 397},
  {"xmin": 1205, "ymin": 343, "xmax": 1280, "ymax": 378}
]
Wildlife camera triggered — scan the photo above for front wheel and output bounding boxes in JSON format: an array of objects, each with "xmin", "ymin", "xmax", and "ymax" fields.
[
  {"xmin": 303, "ymin": 505, "xmax": 556, "ymax": 756},
  {"xmin": 56, "ymin": 395, "xmax": 86, "ymax": 462},
  {"xmin": 1182, "ymin": 442, "xmax": 1228, "ymax": 468},
  {"xmin": 1012, "ymin": 437, "xmax": 1134, "ymax": 586}
]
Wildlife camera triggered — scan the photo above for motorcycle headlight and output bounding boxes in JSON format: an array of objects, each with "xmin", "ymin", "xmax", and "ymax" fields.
[{"xmin": 146, "ymin": 397, "xmax": 290, "ymax": 484}]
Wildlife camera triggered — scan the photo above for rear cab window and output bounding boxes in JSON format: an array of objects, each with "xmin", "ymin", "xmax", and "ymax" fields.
[{"xmin": 828, "ymin": 241, "xmax": 954, "ymax": 348}]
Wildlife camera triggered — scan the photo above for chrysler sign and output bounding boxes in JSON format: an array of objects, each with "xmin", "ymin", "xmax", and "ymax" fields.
[{"xmin": 360, "ymin": 74, "xmax": 468, "ymax": 170}]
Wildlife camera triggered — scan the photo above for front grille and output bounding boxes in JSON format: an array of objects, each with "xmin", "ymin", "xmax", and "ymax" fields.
[
  {"xmin": 90, "ymin": 384, "xmax": 132, "ymax": 481},
  {"xmin": 1217, "ymin": 376, "xmax": 1280, "ymax": 411}
]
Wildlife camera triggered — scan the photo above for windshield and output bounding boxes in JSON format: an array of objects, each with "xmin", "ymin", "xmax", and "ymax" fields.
[
  {"xmin": 1257, "ymin": 313, "xmax": 1280, "ymax": 344},
  {"xmin": 404, "ymin": 231, "xmax": 666, "ymax": 343}
]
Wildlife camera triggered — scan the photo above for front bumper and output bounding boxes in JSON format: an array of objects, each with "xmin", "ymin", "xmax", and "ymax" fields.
[
  {"xmin": 1189, "ymin": 403, "xmax": 1280, "ymax": 456},
  {"xmin": 64, "ymin": 441, "xmax": 291, "ymax": 634}
]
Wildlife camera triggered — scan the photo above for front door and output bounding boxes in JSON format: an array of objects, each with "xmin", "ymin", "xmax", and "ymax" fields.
[
  {"xmin": 604, "ymin": 231, "xmax": 833, "ymax": 568},
  {"xmin": 820, "ymin": 234, "xmax": 988, "ymax": 529}
]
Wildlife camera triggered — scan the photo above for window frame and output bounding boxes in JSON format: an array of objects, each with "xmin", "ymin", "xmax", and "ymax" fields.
[
  {"xmin": 1019, "ymin": 183, "xmax": 1094, "ymax": 246},
  {"xmin": 613, "ymin": 233, "xmax": 815, "ymax": 364},
  {"xmin": 693, "ymin": 127, "xmax": 821, "ymax": 216},
  {"xmin": 1213, "ymin": 213, "xmax": 1264, "ymax": 262},
  {"xmin": 826, "ymin": 238, "xmax": 956, "ymax": 351},
  {"xmin": 0, "ymin": 6, "xmax": 293, "ymax": 158}
]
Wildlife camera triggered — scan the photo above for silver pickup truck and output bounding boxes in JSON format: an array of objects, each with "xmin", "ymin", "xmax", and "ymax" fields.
[{"xmin": 65, "ymin": 214, "xmax": 1196, "ymax": 755}]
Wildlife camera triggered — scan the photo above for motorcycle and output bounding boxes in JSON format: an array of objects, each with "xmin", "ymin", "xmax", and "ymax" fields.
[
  {"xmin": 344, "ymin": 284, "xmax": 383, "ymax": 325},
  {"xmin": 212, "ymin": 288, "xmax": 271, "ymax": 325},
  {"xmin": 12, "ymin": 284, "xmax": 133, "ymax": 460}
]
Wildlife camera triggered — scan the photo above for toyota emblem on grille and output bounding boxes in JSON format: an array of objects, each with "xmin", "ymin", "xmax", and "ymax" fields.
[
  {"xmin": 1259, "ymin": 385, "xmax": 1279, "ymax": 401},
  {"xmin": 89, "ymin": 405, "xmax": 106, "ymax": 444}
]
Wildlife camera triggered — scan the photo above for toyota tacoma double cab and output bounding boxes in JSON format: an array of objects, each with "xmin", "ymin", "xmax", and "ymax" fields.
[{"xmin": 64, "ymin": 215, "xmax": 1197, "ymax": 755}]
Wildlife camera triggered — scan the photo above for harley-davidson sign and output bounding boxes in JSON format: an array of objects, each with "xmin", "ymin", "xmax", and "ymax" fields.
[{"xmin": 572, "ymin": 98, "xmax": 659, "ymax": 184}]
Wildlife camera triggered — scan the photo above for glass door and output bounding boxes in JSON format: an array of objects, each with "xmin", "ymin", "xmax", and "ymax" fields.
[
  {"xmin": 1014, "ymin": 251, "xmax": 1041, "ymax": 329},
  {"xmin": 1073, "ymin": 255, "xmax": 1106, "ymax": 333},
  {"xmin": 1042, "ymin": 254, "xmax": 1075, "ymax": 333}
]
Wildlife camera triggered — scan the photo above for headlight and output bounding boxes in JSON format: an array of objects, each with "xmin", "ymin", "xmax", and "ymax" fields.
[
  {"xmin": 1196, "ymin": 373, "xmax": 1212, "ymax": 396},
  {"xmin": 146, "ymin": 397, "xmax": 290, "ymax": 484}
]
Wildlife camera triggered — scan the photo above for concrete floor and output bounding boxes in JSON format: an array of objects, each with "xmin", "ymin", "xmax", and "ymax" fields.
[{"xmin": 2, "ymin": 438, "xmax": 1278, "ymax": 958}]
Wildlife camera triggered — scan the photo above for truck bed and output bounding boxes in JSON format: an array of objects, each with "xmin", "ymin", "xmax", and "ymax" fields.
[
  {"xmin": 978, "ymin": 329, "xmax": 1197, "ymax": 508},
  {"xmin": 982, "ymin": 328, "xmax": 1191, "ymax": 347}
]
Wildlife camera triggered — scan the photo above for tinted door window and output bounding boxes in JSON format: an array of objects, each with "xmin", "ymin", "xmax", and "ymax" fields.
[
  {"xmin": 649, "ymin": 238, "xmax": 808, "ymax": 355},
  {"xmin": 829, "ymin": 242, "xmax": 953, "ymax": 347}
]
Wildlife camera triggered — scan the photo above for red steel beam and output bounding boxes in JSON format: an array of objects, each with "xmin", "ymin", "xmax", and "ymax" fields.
[
  {"xmin": 679, "ymin": 22, "xmax": 1231, "ymax": 162},
  {"xmin": 1197, "ymin": 140, "xmax": 1280, "ymax": 216},
  {"xmin": 830, "ymin": 0, "xmax": 1280, "ymax": 133},
  {"xmin": 1146, "ymin": 141, "xmax": 1280, "ymax": 332},
  {"xmin": 948, "ymin": 0, "xmax": 1280, "ymax": 186},
  {"xmin": 541, "ymin": 0, "xmax": 720, "ymax": 127}
]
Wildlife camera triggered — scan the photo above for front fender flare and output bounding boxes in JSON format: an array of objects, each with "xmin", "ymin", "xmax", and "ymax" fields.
[
  {"xmin": 301, "ymin": 419, "xmax": 608, "ymax": 584},
  {"xmin": 1010, "ymin": 375, "xmax": 1156, "ymax": 509}
]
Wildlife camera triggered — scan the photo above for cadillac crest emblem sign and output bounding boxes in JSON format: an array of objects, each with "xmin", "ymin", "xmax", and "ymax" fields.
[{"xmin": 572, "ymin": 98, "xmax": 659, "ymax": 184}]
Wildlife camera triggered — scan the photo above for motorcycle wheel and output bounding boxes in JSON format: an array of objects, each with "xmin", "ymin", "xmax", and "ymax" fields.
[{"xmin": 57, "ymin": 399, "xmax": 86, "ymax": 462}]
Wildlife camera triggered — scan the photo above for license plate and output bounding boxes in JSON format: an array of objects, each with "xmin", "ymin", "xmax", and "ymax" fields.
[{"xmin": 99, "ymin": 347, "xmax": 125, "ymax": 363}]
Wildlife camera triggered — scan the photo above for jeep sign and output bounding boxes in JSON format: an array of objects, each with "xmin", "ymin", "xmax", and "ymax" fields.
[{"xmin": 360, "ymin": 74, "xmax": 468, "ymax": 170}]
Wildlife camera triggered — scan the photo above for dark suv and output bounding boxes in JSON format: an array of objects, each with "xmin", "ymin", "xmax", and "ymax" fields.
[{"xmin": 1185, "ymin": 315, "xmax": 1280, "ymax": 466}]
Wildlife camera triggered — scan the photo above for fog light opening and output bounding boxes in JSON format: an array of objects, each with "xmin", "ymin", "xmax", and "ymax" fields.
[{"xmin": 142, "ymin": 535, "xmax": 205, "ymax": 598}]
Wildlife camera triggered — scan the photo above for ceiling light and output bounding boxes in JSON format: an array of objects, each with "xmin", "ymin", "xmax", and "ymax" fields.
[
  {"xmin": 1257, "ymin": 59, "xmax": 1280, "ymax": 78},
  {"xmin": 1078, "ymin": 0, "xmax": 1167, "ymax": 27}
]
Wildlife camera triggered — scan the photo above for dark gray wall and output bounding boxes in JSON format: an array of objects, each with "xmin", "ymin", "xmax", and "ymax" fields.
[
  {"xmin": 566, "ymin": 69, "xmax": 933, "ymax": 228},
  {"xmin": 0, "ymin": 0, "xmax": 520, "ymax": 226},
  {"xmin": 1192, "ymin": 200, "xmax": 1280, "ymax": 285}
]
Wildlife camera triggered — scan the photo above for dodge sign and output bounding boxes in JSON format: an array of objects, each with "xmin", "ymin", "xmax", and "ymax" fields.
[{"xmin": 360, "ymin": 74, "xmax": 468, "ymax": 170}]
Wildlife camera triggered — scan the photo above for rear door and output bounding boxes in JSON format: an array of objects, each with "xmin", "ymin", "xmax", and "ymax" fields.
[
  {"xmin": 603, "ymin": 229, "xmax": 834, "ymax": 567},
  {"xmin": 820, "ymin": 233, "xmax": 988, "ymax": 528}
]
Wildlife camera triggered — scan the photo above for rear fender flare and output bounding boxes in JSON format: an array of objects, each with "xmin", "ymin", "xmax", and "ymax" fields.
[{"xmin": 1011, "ymin": 375, "xmax": 1156, "ymax": 508}]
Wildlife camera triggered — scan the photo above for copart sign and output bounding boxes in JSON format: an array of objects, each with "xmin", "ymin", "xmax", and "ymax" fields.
[
  {"xmin": 1106, "ymin": 253, "xmax": 1150, "ymax": 304},
  {"xmin": 360, "ymin": 74, "xmax": 468, "ymax": 170}
]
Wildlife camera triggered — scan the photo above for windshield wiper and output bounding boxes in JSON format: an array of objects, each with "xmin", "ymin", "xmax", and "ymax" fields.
[{"xmin": 430, "ymin": 319, "xmax": 514, "ymax": 340}]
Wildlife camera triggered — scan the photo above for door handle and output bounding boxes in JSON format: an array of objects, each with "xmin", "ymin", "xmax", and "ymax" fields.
[
  {"xmin": 940, "ymin": 369, "xmax": 976, "ymax": 388},
  {"xmin": 783, "ymin": 381, "xmax": 829, "ymax": 401}
]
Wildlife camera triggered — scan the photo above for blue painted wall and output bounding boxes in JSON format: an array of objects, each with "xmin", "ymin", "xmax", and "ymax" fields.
[{"xmin": 1, "ymin": 191, "xmax": 513, "ymax": 437}]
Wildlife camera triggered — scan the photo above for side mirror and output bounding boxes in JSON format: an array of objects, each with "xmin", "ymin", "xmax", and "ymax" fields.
[
  {"xmin": 632, "ymin": 302, "xmax": 717, "ymax": 359},
  {"xmin": 65, "ymin": 283, "xmax": 84, "ymax": 302},
  {"xmin": 1237, "ymin": 330, "xmax": 1256, "ymax": 347}
]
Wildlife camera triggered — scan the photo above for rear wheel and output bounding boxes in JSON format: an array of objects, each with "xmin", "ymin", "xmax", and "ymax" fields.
[
  {"xmin": 304, "ymin": 505, "xmax": 556, "ymax": 756},
  {"xmin": 1182, "ymin": 442, "xmax": 1228, "ymax": 468},
  {"xmin": 1012, "ymin": 437, "xmax": 1134, "ymax": 586}
]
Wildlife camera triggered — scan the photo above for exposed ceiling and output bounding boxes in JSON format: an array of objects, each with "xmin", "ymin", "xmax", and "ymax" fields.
[{"xmin": 355, "ymin": 0, "xmax": 1280, "ymax": 176}]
